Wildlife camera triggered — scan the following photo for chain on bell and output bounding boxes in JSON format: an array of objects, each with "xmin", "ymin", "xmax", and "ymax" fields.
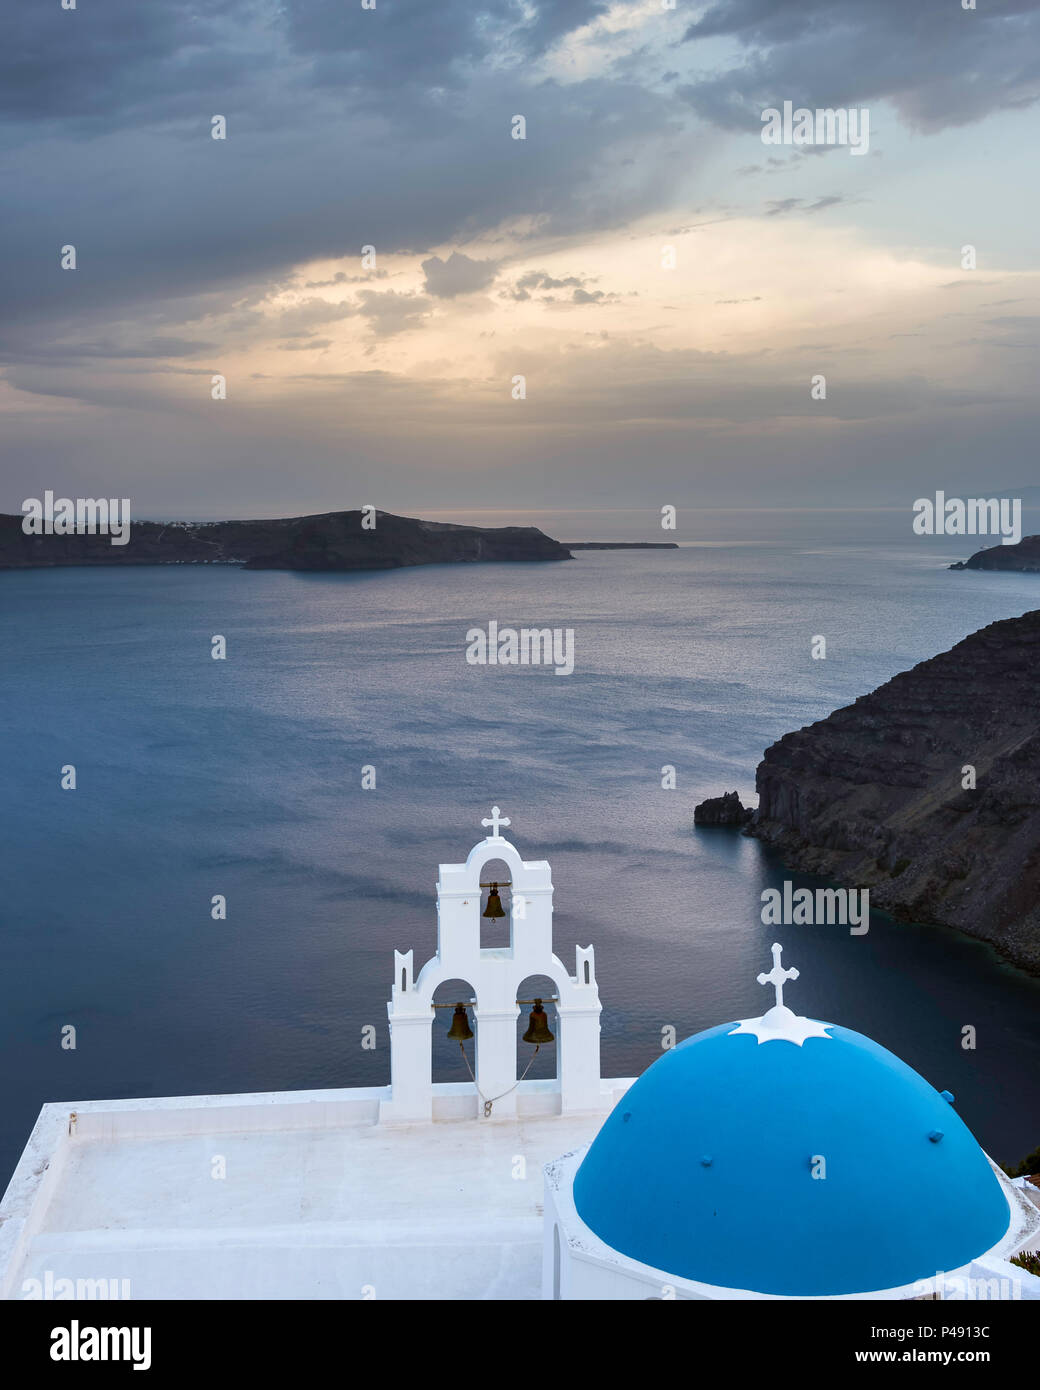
[
  {"xmin": 482, "ymin": 883, "xmax": 506, "ymax": 919},
  {"xmin": 522, "ymin": 998, "xmax": 555, "ymax": 1045},
  {"xmin": 446, "ymin": 1003, "xmax": 473, "ymax": 1041}
]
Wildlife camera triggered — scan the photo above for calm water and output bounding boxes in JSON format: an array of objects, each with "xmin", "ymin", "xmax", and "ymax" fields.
[{"xmin": 2, "ymin": 517, "xmax": 1039, "ymax": 1183}]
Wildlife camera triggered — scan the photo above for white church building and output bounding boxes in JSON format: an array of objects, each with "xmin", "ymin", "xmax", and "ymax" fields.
[{"xmin": 2, "ymin": 811, "xmax": 1038, "ymax": 1300}]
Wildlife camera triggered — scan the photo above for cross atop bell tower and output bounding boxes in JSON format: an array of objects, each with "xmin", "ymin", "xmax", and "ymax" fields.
[{"xmin": 480, "ymin": 805, "xmax": 510, "ymax": 839}]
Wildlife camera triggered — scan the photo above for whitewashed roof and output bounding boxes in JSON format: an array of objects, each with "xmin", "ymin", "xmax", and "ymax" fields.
[{"xmin": 0, "ymin": 1082, "xmax": 631, "ymax": 1301}]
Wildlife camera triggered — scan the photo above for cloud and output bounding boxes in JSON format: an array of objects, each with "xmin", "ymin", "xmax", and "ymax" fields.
[
  {"xmin": 3, "ymin": 315, "xmax": 1037, "ymax": 515},
  {"xmin": 764, "ymin": 195, "xmax": 846, "ymax": 217},
  {"xmin": 1, "ymin": 0, "xmax": 1037, "ymax": 519},
  {"xmin": 421, "ymin": 251, "xmax": 499, "ymax": 299},
  {"xmin": 0, "ymin": 335, "xmax": 216, "ymax": 364},
  {"xmin": 2, "ymin": 1, "xmax": 611, "ymax": 128},
  {"xmin": 304, "ymin": 270, "xmax": 388, "ymax": 288},
  {"xmin": 0, "ymin": 0, "xmax": 257, "ymax": 126},
  {"xmin": 679, "ymin": 0, "xmax": 1040, "ymax": 134},
  {"xmin": 518, "ymin": 271, "xmax": 585, "ymax": 291},
  {"xmin": 0, "ymin": 65, "xmax": 682, "ymax": 357},
  {"xmin": 266, "ymin": 299, "xmax": 358, "ymax": 337},
  {"xmin": 355, "ymin": 290, "xmax": 431, "ymax": 336},
  {"xmin": 507, "ymin": 269, "xmax": 614, "ymax": 303}
]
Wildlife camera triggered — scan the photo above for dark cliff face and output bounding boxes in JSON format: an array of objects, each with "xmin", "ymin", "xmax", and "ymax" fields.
[
  {"xmin": 750, "ymin": 609, "xmax": 1040, "ymax": 971},
  {"xmin": 0, "ymin": 510, "xmax": 571, "ymax": 571},
  {"xmin": 951, "ymin": 535, "xmax": 1040, "ymax": 571}
]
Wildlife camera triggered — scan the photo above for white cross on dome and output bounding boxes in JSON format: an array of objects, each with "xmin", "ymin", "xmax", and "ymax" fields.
[
  {"xmin": 758, "ymin": 941, "xmax": 799, "ymax": 1010},
  {"xmin": 728, "ymin": 942, "xmax": 833, "ymax": 1047}
]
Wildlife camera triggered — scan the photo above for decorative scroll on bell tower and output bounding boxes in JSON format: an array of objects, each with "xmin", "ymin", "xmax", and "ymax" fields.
[{"xmin": 379, "ymin": 809, "xmax": 603, "ymax": 1123}]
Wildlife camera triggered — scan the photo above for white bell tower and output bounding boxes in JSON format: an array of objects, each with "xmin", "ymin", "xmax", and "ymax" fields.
[{"xmin": 379, "ymin": 809, "xmax": 604, "ymax": 1124}]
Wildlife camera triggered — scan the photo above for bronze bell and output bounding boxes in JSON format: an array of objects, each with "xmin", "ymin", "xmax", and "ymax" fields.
[
  {"xmin": 522, "ymin": 999, "xmax": 555, "ymax": 1045},
  {"xmin": 482, "ymin": 883, "xmax": 506, "ymax": 919},
  {"xmin": 446, "ymin": 1003, "xmax": 473, "ymax": 1041}
]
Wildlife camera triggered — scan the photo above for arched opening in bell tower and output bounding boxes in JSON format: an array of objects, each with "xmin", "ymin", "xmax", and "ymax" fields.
[
  {"xmin": 478, "ymin": 858, "xmax": 513, "ymax": 952},
  {"xmin": 431, "ymin": 978, "xmax": 477, "ymax": 1084},
  {"xmin": 516, "ymin": 973, "xmax": 560, "ymax": 1081}
]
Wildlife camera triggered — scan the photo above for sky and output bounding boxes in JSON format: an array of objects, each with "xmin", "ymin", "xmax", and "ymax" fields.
[{"xmin": 2, "ymin": 0, "xmax": 1039, "ymax": 519}]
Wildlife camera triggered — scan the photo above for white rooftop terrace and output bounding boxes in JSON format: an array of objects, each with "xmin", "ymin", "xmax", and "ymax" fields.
[{"xmin": 0, "ymin": 1080, "xmax": 632, "ymax": 1301}]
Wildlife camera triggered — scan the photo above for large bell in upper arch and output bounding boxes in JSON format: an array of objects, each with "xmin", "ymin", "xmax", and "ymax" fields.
[{"xmin": 482, "ymin": 883, "xmax": 506, "ymax": 919}]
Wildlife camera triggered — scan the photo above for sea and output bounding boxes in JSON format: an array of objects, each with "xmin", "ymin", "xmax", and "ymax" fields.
[{"xmin": 1, "ymin": 507, "xmax": 1038, "ymax": 1185}]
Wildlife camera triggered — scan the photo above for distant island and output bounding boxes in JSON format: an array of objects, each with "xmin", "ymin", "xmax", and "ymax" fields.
[
  {"xmin": 951, "ymin": 535, "xmax": 1040, "ymax": 572},
  {"xmin": 0, "ymin": 509, "xmax": 572, "ymax": 572},
  {"xmin": 564, "ymin": 542, "xmax": 679, "ymax": 550},
  {"xmin": 741, "ymin": 609, "xmax": 1040, "ymax": 973}
]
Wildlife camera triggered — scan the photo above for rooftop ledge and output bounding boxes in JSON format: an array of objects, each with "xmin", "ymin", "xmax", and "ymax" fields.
[{"xmin": 0, "ymin": 1079, "xmax": 633, "ymax": 1302}]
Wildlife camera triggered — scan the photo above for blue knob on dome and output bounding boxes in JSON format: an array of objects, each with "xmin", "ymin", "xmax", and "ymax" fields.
[
  {"xmin": 940, "ymin": 1091, "xmax": 955, "ymax": 1104},
  {"xmin": 700, "ymin": 1155, "xmax": 713, "ymax": 1167},
  {"xmin": 928, "ymin": 1130, "xmax": 945, "ymax": 1143}
]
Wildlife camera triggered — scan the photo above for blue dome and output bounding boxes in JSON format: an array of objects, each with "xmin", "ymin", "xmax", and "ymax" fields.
[{"xmin": 574, "ymin": 1021, "xmax": 1010, "ymax": 1296}]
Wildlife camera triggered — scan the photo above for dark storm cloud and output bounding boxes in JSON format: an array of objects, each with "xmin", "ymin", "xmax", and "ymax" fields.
[
  {"xmin": 4, "ymin": 0, "xmax": 1035, "ymax": 360},
  {"xmin": 0, "ymin": 0, "xmax": 682, "ymax": 340},
  {"xmin": 680, "ymin": 0, "xmax": 1040, "ymax": 133},
  {"xmin": 284, "ymin": 0, "xmax": 609, "ymax": 88},
  {"xmin": 2, "ymin": 1, "xmax": 608, "ymax": 125},
  {"xmin": 1, "ymin": 0, "xmax": 256, "ymax": 124}
]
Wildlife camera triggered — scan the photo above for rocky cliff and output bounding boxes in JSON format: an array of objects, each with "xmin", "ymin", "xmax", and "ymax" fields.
[
  {"xmin": 951, "ymin": 535, "xmax": 1040, "ymax": 571},
  {"xmin": 750, "ymin": 609, "xmax": 1040, "ymax": 971},
  {"xmin": 0, "ymin": 509, "xmax": 571, "ymax": 571},
  {"xmin": 694, "ymin": 791, "xmax": 754, "ymax": 826}
]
